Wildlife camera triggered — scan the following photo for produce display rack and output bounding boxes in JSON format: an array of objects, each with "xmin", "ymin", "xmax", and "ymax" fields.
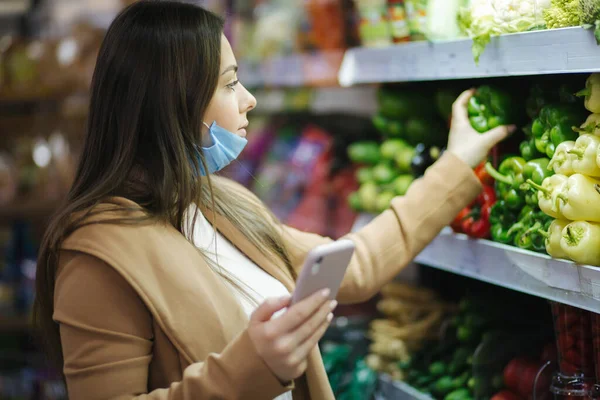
[
  {"xmin": 0, "ymin": 0, "xmax": 31, "ymax": 16},
  {"xmin": 243, "ymin": 28, "xmax": 600, "ymax": 89},
  {"xmin": 353, "ymin": 215, "xmax": 600, "ymax": 313},
  {"xmin": 375, "ymin": 374, "xmax": 435, "ymax": 400}
]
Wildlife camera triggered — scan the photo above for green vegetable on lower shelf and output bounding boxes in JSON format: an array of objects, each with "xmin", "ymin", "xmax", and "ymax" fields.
[
  {"xmin": 445, "ymin": 388, "xmax": 472, "ymax": 400},
  {"xmin": 348, "ymin": 141, "xmax": 381, "ymax": 165},
  {"xmin": 532, "ymin": 104, "xmax": 584, "ymax": 158},
  {"xmin": 485, "ymin": 158, "xmax": 526, "ymax": 210}
]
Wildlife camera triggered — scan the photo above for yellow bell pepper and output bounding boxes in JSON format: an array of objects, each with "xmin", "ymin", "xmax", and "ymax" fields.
[
  {"xmin": 548, "ymin": 141, "xmax": 576, "ymax": 176},
  {"xmin": 543, "ymin": 219, "xmax": 570, "ymax": 259},
  {"xmin": 555, "ymin": 174, "xmax": 600, "ymax": 222},
  {"xmin": 526, "ymin": 175, "xmax": 568, "ymax": 219},
  {"xmin": 576, "ymin": 74, "xmax": 600, "ymax": 114},
  {"xmin": 574, "ymin": 114, "xmax": 600, "ymax": 136},
  {"xmin": 568, "ymin": 134, "xmax": 600, "ymax": 177},
  {"xmin": 560, "ymin": 221, "xmax": 600, "ymax": 266}
]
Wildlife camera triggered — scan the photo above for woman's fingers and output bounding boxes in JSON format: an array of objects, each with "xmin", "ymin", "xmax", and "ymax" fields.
[
  {"xmin": 483, "ymin": 125, "xmax": 516, "ymax": 148},
  {"xmin": 290, "ymin": 315, "xmax": 333, "ymax": 363},
  {"xmin": 278, "ymin": 299, "xmax": 336, "ymax": 350},
  {"xmin": 270, "ymin": 289, "xmax": 331, "ymax": 334},
  {"xmin": 452, "ymin": 89, "xmax": 475, "ymax": 121},
  {"xmin": 250, "ymin": 295, "xmax": 291, "ymax": 324}
]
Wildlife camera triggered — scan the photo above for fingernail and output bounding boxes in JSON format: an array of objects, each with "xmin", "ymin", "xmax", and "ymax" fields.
[
  {"xmin": 321, "ymin": 288, "xmax": 331, "ymax": 298},
  {"xmin": 330, "ymin": 300, "xmax": 338, "ymax": 310},
  {"xmin": 508, "ymin": 125, "xmax": 517, "ymax": 133},
  {"xmin": 327, "ymin": 313, "xmax": 334, "ymax": 322}
]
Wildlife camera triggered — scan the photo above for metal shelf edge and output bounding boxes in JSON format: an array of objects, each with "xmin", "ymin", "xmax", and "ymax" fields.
[
  {"xmin": 351, "ymin": 213, "xmax": 600, "ymax": 312},
  {"xmin": 339, "ymin": 27, "xmax": 600, "ymax": 86}
]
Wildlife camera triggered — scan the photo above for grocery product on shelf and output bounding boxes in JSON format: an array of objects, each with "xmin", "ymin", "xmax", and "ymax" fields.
[
  {"xmin": 404, "ymin": 0, "xmax": 428, "ymax": 41},
  {"xmin": 457, "ymin": 0, "xmax": 550, "ymax": 62},
  {"xmin": 365, "ymin": 282, "xmax": 449, "ymax": 382},
  {"xmin": 387, "ymin": 0, "xmax": 411, "ymax": 43},
  {"xmin": 354, "ymin": 0, "xmax": 393, "ymax": 48}
]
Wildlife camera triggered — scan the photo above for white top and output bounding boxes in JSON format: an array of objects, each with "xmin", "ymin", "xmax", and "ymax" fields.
[{"xmin": 187, "ymin": 205, "xmax": 293, "ymax": 400}]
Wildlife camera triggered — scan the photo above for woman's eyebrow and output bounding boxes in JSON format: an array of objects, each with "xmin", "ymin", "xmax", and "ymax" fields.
[{"xmin": 221, "ymin": 65, "xmax": 238, "ymax": 76}]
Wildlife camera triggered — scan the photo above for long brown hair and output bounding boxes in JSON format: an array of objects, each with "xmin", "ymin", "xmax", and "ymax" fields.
[{"xmin": 33, "ymin": 0, "xmax": 294, "ymax": 368}]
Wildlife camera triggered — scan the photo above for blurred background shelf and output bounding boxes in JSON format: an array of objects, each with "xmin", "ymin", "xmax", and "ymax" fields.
[
  {"xmin": 0, "ymin": 0, "xmax": 31, "ymax": 16},
  {"xmin": 0, "ymin": 199, "xmax": 60, "ymax": 222},
  {"xmin": 0, "ymin": 315, "xmax": 30, "ymax": 332},
  {"xmin": 339, "ymin": 27, "xmax": 600, "ymax": 86},
  {"xmin": 375, "ymin": 374, "xmax": 434, "ymax": 400}
]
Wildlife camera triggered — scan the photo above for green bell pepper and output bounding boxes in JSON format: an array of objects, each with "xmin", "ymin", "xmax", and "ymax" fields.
[
  {"xmin": 520, "ymin": 158, "xmax": 554, "ymax": 194},
  {"xmin": 404, "ymin": 118, "xmax": 446, "ymax": 147},
  {"xmin": 378, "ymin": 89, "xmax": 435, "ymax": 119},
  {"xmin": 468, "ymin": 86, "xmax": 518, "ymax": 133},
  {"xmin": 520, "ymin": 138, "xmax": 544, "ymax": 161},
  {"xmin": 531, "ymin": 104, "xmax": 586, "ymax": 158},
  {"xmin": 485, "ymin": 157, "xmax": 526, "ymax": 210}
]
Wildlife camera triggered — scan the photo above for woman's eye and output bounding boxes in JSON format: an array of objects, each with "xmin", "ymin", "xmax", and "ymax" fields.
[{"xmin": 226, "ymin": 80, "xmax": 239, "ymax": 91}]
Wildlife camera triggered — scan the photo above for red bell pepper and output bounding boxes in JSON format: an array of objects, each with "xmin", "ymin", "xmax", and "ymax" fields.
[
  {"xmin": 456, "ymin": 185, "xmax": 497, "ymax": 239},
  {"xmin": 475, "ymin": 161, "xmax": 494, "ymax": 186}
]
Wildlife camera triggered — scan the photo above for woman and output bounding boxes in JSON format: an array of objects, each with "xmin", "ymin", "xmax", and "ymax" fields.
[{"xmin": 33, "ymin": 1, "xmax": 513, "ymax": 399}]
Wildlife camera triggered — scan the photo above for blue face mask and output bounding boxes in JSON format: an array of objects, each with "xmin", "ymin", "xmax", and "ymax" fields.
[{"xmin": 195, "ymin": 121, "xmax": 248, "ymax": 176}]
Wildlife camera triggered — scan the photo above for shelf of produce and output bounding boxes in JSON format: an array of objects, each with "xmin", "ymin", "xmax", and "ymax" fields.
[
  {"xmin": 352, "ymin": 215, "xmax": 600, "ymax": 313},
  {"xmin": 238, "ymin": 50, "xmax": 345, "ymax": 88},
  {"xmin": 375, "ymin": 374, "xmax": 432, "ymax": 400},
  {"xmin": 339, "ymin": 27, "xmax": 600, "ymax": 87}
]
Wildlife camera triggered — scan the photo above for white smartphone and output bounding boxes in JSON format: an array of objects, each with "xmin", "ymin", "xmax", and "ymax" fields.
[{"xmin": 290, "ymin": 239, "xmax": 356, "ymax": 305}]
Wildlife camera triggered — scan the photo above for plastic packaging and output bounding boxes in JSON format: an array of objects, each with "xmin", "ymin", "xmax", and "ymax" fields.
[
  {"xmin": 387, "ymin": 0, "xmax": 410, "ymax": 43},
  {"xmin": 551, "ymin": 302, "xmax": 595, "ymax": 378},
  {"xmin": 404, "ymin": 0, "xmax": 428, "ymax": 41},
  {"xmin": 354, "ymin": 0, "xmax": 393, "ymax": 47}
]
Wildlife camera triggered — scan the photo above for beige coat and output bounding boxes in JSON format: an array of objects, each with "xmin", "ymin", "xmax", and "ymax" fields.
[{"xmin": 53, "ymin": 152, "xmax": 481, "ymax": 399}]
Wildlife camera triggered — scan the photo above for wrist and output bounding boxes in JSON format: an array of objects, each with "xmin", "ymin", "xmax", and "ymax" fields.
[{"xmin": 447, "ymin": 149, "xmax": 479, "ymax": 169}]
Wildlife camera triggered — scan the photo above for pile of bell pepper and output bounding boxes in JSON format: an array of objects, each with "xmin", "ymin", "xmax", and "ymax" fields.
[
  {"xmin": 373, "ymin": 88, "xmax": 447, "ymax": 147},
  {"xmin": 525, "ymin": 74, "xmax": 600, "ymax": 266},
  {"xmin": 451, "ymin": 163, "xmax": 496, "ymax": 239},
  {"xmin": 484, "ymin": 157, "xmax": 554, "ymax": 252}
]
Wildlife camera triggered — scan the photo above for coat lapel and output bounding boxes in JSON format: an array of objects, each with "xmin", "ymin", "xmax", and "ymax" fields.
[{"xmin": 200, "ymin": 207, "xmax": 296, "ymax": 293}]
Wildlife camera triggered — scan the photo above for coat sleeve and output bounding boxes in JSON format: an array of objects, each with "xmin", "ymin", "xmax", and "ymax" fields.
[
  {"xmin": 53, "ymin": 251, "xmax": 291, "ymax": 400},
  {"xmin": 280, "ymin": 152, "xmax": 482, "ymax": 304}
]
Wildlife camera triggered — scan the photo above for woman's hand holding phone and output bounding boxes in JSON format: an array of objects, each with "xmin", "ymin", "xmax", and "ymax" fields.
[{"xmin": 248, "ymin": 290, "xmax": 337, "ymax": 383}]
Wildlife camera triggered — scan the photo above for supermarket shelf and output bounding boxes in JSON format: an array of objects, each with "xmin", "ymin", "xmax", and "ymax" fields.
[
  {"xmin": 376, "ymin": 374, "xmax": 433, "ymax": 400},
  {"xmin": 238, "ymin": 50, "xmax": 344, "ymax": 88},
  {"xmin": 0, "ymin": 315, "xmax": 30, "ymax": 332},
  {"xmin": 351, "ymin": 214, "xmax": 600, "ymax": 313},
  {"xmin": 0, "ymin": 198, "xmax": 60, "ymax": 222},
  {"xmin": 253, "ymin": 86, "xmax": 378, "ymax": 116},
  {"xmin": 339, "ymin": 27, "xmax": 600, "ymax": 86},
  {"xmin": 0, "ymin": 0, "xmax": 31, "ymax": 16}
]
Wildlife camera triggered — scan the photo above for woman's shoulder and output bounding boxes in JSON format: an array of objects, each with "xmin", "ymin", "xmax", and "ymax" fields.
[{"xmin": 61, "ymin": 196, "xmax": 171, "ymax": 253}]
